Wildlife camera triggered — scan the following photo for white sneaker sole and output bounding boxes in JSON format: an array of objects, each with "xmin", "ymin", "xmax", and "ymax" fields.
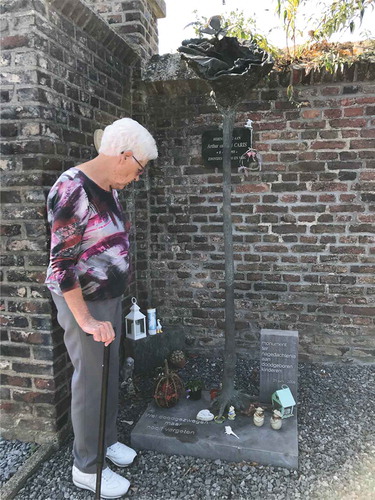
[
  {"xmin": 73, "ymin": 478, "xmax": 129, "ymax": 498},
  {"xmin": 106, "ymin": 455, "xmax": 135, "ymax": 468}
]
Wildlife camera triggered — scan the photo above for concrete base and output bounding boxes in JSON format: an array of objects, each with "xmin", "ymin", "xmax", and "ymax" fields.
[{"xmin": 131, "ymin": 391, "xmax": 298, "ymax": 469}]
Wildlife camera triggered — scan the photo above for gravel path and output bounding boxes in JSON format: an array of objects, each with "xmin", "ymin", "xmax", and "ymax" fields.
[
  {"xmin": 6, "ymin": 356, "xmax": 375, "ymax": 499},
  {"xmin": 0, "ymin": 438, "xmax": 38, "ymax": 487}
]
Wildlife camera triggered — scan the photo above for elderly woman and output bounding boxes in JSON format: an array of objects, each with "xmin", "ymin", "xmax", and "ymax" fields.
[{"xmin": 45, "ymin": 118, "xmax": 157, "ymax": 498}]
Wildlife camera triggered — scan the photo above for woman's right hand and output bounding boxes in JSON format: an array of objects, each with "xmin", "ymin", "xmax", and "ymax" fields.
[
  {"xmin": 61, "ymin": 288, "xmax": 116, "ymax": 346},
  {"xmin": 80, "ymin": 317, "xmax": 116, "ymax": 346}
]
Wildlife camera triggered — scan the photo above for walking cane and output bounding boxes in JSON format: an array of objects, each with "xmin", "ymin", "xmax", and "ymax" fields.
[{"xmin": 95, "ymin": 342, "xmax": 111, "ymax": 500}]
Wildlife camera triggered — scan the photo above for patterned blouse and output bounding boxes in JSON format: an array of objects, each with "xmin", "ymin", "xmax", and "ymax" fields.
[{"xmin": 45, "ymin": 168, "xmax": 130, "ymax": 301}]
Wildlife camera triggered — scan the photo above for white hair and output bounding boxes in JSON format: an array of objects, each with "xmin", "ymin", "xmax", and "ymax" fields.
[{"xmin": 99, "ymin": 117, "xmax": 158, "ymax": 160}]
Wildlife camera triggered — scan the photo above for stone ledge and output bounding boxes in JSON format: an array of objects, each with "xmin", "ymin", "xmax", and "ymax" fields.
[
  {"xmin": 143, "ymin": 53, "xmax": 375, "ymax": 89},
  {"xmin": 144, "ymin": 53, "xmax": 196, "ymax": 82},
  {"xmin": 149, "ymin": 0, "xmax": 166, "ymax": 19}
]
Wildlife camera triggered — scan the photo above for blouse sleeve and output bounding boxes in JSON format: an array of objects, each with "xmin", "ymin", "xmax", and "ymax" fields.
[{"xmin": 47, "ymin": 178, "xmax": 89, "ymax": 294}]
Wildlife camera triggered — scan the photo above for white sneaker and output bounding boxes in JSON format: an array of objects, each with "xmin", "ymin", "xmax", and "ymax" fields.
[
  {"xmin": 72, "ymin": 465, "xmax": 130, "ymax": 498},
  {"xmin": 106, "ymin": 442, "xmax": 137, "ymax": 467}
]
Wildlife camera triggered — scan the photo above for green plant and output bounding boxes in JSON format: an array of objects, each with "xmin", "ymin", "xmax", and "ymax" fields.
[
  {"xmin": 191, "ymin": 10, "xmax": 280, "ymax": 60},
  {"xmin": 276, "ymin": 0, "xmax": 374, "ymax": 60},
  {"xmin": 30, "ymin": 443, "xmax": 39, "ymax": 454},
  {"xmin": 185, "ymin": 379, "xmax": 203, "ymax": 392},
  {"xmin": 276, "ymin": 0, "xmax": 305, "ymax": 59},
  {"xmin": 310, "ymin": 0, "xmax": 374, "ymax": 41}
]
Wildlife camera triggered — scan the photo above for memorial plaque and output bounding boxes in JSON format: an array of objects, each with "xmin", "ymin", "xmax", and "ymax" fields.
[
  {"xmin": 259, "ymin": 329, "xmax": 299, "ymax": 404},
  {"xmin": 202, "ymin": 128, "xmax": 252, "ymax": 167},
  {"xmin": 131, "ymin": 390, "xmax": 298, "ymax": 469}
]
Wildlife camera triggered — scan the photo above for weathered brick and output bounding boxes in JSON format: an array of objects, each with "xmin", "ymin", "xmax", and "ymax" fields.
[
  {"xmin": 1, "ymin": 34, "xmax": 30, "ymax": 49},
  {"xmin": 349, "ymin": 224, "xmax": 375, "ymax": 233},
  {"xmin": 0, "ymin": 388, "xmax": 11, "ymax": 400},
  {"xmin": 7, "ymin": 270, "xmax": 46, "ymax": 283},
  {"xmin": 0, "ymin": 223, "xmax": 22, "ymax": 236},
  {"xmin": 343, "ymin": 306, "xmax": 375, "ymax": 316},
  {"xmin": 330, "ymin": 118, "xmax": 367, "ymax": 128},
  {"xmin": 1, "ymin": 343, "xmax": 30, "ymax": 357},
  {"xmin": 330, "ymin": 246, "xmax": 366, "ymax": 254},
  {"xmin": 311, "ymin": 140, "xmax": 346, "ymax": 149},
  {"xmin": 10, "ymin": 330, "xmax": 43, "ymax": 344},
  {"xmin": 0, "ymin": 123, "xmax": 18, "ymax": 137},
  {"xmin": 31, "ymin": 317, "xmax": 54, "ymax": 331},
  {"xmin": 12, "ymin": 362, "xmax": 53, "ymax": 376},
  {"xmin": 343, "ymin": 85, "xmax": 359, "ymax": 94},
  {"xmin": 34, "ymin": 378, "xmax": 55, "ymax": 390},
  {"xmin": 13, "ymin": 390, "xmax": 54, "ymax": 404},
  {"xmin": 350, "ymin": 139, "xmax": 375, "ymax": 149},
  {"xmin": 1, "ymin": 375, "xmax": 32, "ymax": 388},
  {"xmin": 310, "ymin": 225, "xmax": 345, "ymax": 234},
  {"xmin": 310, "ymin": 182, "xmax": 348, "ymax": 192}
]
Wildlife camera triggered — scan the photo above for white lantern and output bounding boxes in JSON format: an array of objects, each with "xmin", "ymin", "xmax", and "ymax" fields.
[{"xmin": 125, "ymin": 297, "xmax": 146, "ymax": 340}]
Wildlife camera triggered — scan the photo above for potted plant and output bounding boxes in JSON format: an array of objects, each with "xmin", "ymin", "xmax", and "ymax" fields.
[{"xmin": 185, "ymin": 379, "xmax": 204, "ymax": 400}]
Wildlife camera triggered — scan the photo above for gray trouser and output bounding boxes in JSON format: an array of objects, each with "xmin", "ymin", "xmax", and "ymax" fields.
[{"xmin": 52, "ymin": 292, "xmax": 122, "ymax": 473}]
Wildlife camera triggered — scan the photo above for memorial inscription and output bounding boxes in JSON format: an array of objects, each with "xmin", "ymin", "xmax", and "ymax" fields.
[
  {"xmin": 259, "ymin": 329, "xmax": 299, "ymax": 404},
  {"xmin": 202, "ymin": 128, "xmax": 252, "ymax": 167}
]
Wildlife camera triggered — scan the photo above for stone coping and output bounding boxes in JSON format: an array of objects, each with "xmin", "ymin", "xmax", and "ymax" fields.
[{"xmin": 143, "ymin": 53, "xmax": 375, "ymax": 86}]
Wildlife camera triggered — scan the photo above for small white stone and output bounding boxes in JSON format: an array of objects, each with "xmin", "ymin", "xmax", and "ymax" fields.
[{"xmin": 196, "ymin": 409, "xmax": 214, "ymax": 421}]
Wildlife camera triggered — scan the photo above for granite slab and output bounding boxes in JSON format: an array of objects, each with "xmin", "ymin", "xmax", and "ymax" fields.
[
  {"xmin": 131, "ymin": 391, "xmax": 298, "ymax": 469},
  {"xmin": 259, "ymin": 329, "xmax": 299, "ymax": 404}
]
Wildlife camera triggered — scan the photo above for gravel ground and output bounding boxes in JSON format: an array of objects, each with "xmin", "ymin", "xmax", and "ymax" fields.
[
  {"xmin": 0, "ymin": 438, "xmax": 38, "ymax": 487},
  {"xmin": 5, "ymin": 356, "xmax": 375, "ymax": 499}
]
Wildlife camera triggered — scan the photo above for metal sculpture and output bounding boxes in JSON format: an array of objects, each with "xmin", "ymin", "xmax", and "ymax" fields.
[{"xmin": 178, "ymin": 19, "xmax": 274, "ymax": 418}]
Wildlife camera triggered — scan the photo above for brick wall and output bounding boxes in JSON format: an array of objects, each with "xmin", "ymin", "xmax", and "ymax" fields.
[
  {"xmin": 138, "ymin": 55, "xmax": 375, "ymax": 363},
  {"xmin": 84, "ymin": 0, "xmax": 166, "ymax": 61},
  {"xmin": 1, "ymin": 0, "xmax": 374, "ymax": 444},
  {"xmin": 0, "ymin": 0, "xmax": 138, "ymax": 442}
]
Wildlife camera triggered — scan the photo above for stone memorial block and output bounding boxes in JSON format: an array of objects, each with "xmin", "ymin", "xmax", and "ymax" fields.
[
  {"xmin": 259, "ymin": 329, "xmax": 299, "ymax": 404},
  {"xmin": 131, "ymin": 390, "xmax": 298, "ymax": 469}
]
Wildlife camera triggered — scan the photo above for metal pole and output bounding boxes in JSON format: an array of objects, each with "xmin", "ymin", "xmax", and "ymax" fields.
[
  {"xmin": 221, "ymin": 108, "xmax": 236, "ymax": 402},
  {"xmin": 95, "ymin": 344, "xmax": 111, "ymax": 500}
]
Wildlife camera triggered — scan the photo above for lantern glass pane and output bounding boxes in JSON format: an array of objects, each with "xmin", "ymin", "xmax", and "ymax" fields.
[
  {"xmin": 137, "ymin": 320, "xmax": 145, "ymax": 333},
  {"xmin": 127, "ymin": 319, "xmax": 137, "ymax": 336}
]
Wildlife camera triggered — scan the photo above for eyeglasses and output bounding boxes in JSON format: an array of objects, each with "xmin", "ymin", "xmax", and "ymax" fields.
[{"xmin": 132, "ymin": 155, "xmax": 145, "ymax": 175}]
